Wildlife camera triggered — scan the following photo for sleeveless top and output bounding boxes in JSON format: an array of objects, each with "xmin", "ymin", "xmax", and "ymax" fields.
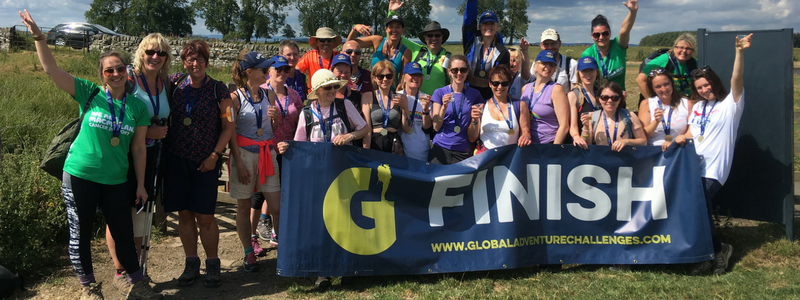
[
  {"xmin": 646, "ymin": 96, "xmax": 690, "ymax": 146},
  {"xmin": 522, "ymin": 82, "xmax": 558, "ymax": 144},
  {"xmin": 571, "ymin": 86, "xmax": 601, "ymax": 115},
  {"xmin": 372, "ymin": 37, "xmax": 406, "ymax": 77},
  {"xmin": 235, "ymin": 88, "xmax": 274, "ymax": 154},
  {"xmin": 480, "ymin": 101, "xmax": 519, "ymax": 149},
  {"xmin": 370, "ymin": 90, "xmax": 403, "ymax": 130}
]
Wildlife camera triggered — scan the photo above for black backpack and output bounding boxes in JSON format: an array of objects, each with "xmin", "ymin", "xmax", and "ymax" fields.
[
  {"xmin": 637, "ymin": 50, "xmax": 698, "ymax": 105},
  {"xmin": 302, "ymin": 98, "xmax": 353, "ymax": 144}
]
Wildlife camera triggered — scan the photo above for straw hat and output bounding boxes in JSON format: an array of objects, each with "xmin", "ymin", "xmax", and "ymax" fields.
[
  {"xmin": 308, "ymin": 27, "xmax": 342, "ymax": 49},
  {"xmin": 308, "ymin": 69, "xmax": 348, "ymax": 99}
]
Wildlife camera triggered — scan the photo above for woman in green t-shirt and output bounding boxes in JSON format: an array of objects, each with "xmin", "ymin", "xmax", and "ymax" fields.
[
  {"xmin": 580, "ymin": 0, "xmax": 639, "ymax": 92},
  {"xmin": 20, "ymin": 10, "xmax": 160, "ymax": 300}
]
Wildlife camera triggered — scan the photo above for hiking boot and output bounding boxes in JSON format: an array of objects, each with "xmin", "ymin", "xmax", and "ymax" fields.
[
  {"xmin": 127, "ymin": 279, "xmax": 163, "ymax": 300},
  {"xmin": 690, "ymin": 260, "xmax": 714, "ymax": 275},
  {"xmin": 257, "ymin": 217, "xmax": 272, "ymax": 240},
  {"xmin": 113, "ymin": 273, "xmax": 133, "ymax": 297},
  {"xmin": 177, "ymin": 257, "xmax": 201, "ymax": 286},
  {"xmin": 314, "ymin": 277, "xmax": 331, "ymax": 289},
  {"xmin": 205, "ymin": 258, "xmax": 222, "ymax": 287},
  {"xmin": 252, "ymin": 236, "xmax": 266, "ymax": 257},
  {"xmin": 270, "ymin": 230, "xmax": 278, "ymax": 246},
  {"xmin": 243, "ymin": 252, "xmax": 259, "ymax": 272},
  {"xmin": 713, "ymin": 243, "xmax": 733, "ymax": 275},
  {"xmin": 80, "ymin": 282, "xmax": 104, "ymax": 300}
]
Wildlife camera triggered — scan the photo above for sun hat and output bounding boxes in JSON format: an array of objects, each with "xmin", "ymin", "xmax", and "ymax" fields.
[
  {"xmin": 417, "ymin": 21, "xmax": 450, "ymax": 45},
  {"xmin": 479, "ymin": 11, "xmax": 498, "ymax": 24},
  {"xmin": 541, "ymin": 28, "xmax": 559, "ymax": 42},
  {"xmin": 308, "ymin": 27, "xmax": 342, "ymax": 49},
  {"xmin": 331, "ymin": 53, "xmax": 351, "ymax": 67},
  {"xmin": 535, "ymin": 50, "xmax": 557, "ymax": 64},
  {"xmin": 384, "ymin": 15, "xmax": 405, "ymax": 27},
  {"xmin": 240, "ymin": 52, "xmax": 272, "ymax": 70},
  {"xmin": 577, "ymin": 56, "xmax": 599, "ymax": 71},
  {"xmin": 403, "ymin": 62, "xmax": 422, "ymax": 75},
  {"xmin": 270, "ymin": 55, "xmax": 289, "ymax": 69},
  {"xmin": 308, "ymin": 69, "xmax": 348, "ymax": 99}
]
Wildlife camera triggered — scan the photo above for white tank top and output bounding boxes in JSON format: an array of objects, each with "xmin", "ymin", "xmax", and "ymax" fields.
[
  {"xmin": 480, "ymin": 101, "xmax": 519, "ymax": 149},
  {"xmin": 646, "ymin": 96, "xmax": 690, "ymax": 146}
]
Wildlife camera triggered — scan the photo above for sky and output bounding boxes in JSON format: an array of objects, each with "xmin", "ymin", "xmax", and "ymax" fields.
[{"xmin": 2, "ymin": 0, "xmax": 798, "ymax": 44}]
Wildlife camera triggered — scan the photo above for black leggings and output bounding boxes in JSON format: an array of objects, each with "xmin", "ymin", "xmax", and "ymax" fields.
[
  {"xmin": 702, "ymin": 177, "xmax": 723, "ymax": 253},
  {"xmin": 62, "ymin": 172, "xmax": 140, "ymax": 277}
]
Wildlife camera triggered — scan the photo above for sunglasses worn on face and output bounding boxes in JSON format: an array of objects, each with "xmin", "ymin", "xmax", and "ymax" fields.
[
  {"xmin": 690, "ymin": 65, "xmax": 711, "ymax": 76},
  {"xmin": 322, "ymin": 84, "xmax": 341, "ymax": 90},
  {"xmin": 375, "ymin": 74, "xmax": 393, "ymax": 80},
  {"xmin": 103, "ymin": 66, "xmax": 127, "ymax": 76},
  {"xmin": 318, "ymin": 38, "xmax": 333, "ymax": 43},
  {"xmin": 145, "ymin": 49, "xmax": 168, "ymax": 57},
  {"xmin": 674, "ymin": 46, "xmax": 694, "ymax": 52},
  {"xmin": 648, "ymin": 68, "xmax": 667, "ymax": 77},
  {"xmin": 185, "ymin": 57, "xmax": 205, "ymax": 64},
  {"xmin": 427, "ymin": 33, "xmax": 442, "ymax": 38},
  {"xmin": 592, "ymin": 31, "xmax": 610, "ymax": 39},
  {"xmin": 450, "ymin": 67, "xmax": 469, "ymax": 74},
  {"xmin": 599, "ymin": 95, "xmax": 621, "ymax": 102},
  {"xmin": 276, "ymin": 66, "xmax": 292, "ymax": 73},
  {"xmin": 490, "ymin": 81, "xmax": 510, "ymax": 87},
  {"xmin": 344, "ymin": 49, "xmax": 362, "ymax": 55}
]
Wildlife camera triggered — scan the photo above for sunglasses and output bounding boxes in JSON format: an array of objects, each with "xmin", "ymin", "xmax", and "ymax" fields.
[
  {"xmin": 322, "ymin": 84, "xmax": 342, "ymax": 90},
  {"xmin": 490, "ymin": 81, "xmax": 510, "ymax": 87},
  {"xmin": 344, "ymin": 49, "xmax": 362, "ymax": 55},
  {"xmin": 145, "ymin": 49, "xmax": 168, "ymax": 57},
  {"xmin": 599, "ymin": 95, "xmax": 621, "ymax": 102},
  {"xmin": 318, "ymin": 38, "xmax": 334, "ymax": 43},
  {"xmin": 276, "ymin": 66, "xmax": 292, "ymax": 73},
  {"xmin": 449, "ymin": 67, "xmax": 469, "ymax": 74},
  {"xmin": 591, "ymin": 31, "xmax": 610, "ymax": 39},
  {"xmin": 185, "ymin": 57, "xmax": 205, "ymax": 64},
  {"xmin": 674, "ymin": 46, "xmax": 694, "ymax": 52},
  {"xmin": 690, "ymin": 65, "xmax": 711, "ymax": 76},
  {"xmin": 647, "ymin": 68, "xmax": 667, "ymax": 77},
  {"xmin": 375, "ymin": 74, "xmax": 393, "ymax": 80},
  {"xmin": 103, "ymin": 65, "xmax": 127, "ymax": 76},
  {"xmin": 426, "ymin": 33, "xmax": 442, "ymax": 38}
]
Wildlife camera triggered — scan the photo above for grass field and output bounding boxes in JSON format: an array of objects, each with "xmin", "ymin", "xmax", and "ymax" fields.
[{"xmin": 1, "ymin": 47, "xmax": 799, "ymax": 299}]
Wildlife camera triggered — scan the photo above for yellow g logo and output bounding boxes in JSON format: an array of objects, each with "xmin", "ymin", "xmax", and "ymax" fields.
[{"xmin": 323, "ymin": 164, "xmax": 396, "ymax": 255}]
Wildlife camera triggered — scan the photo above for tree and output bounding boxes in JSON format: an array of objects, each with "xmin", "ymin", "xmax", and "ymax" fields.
[
  {"xmin": 502, "ymin": 0, "xmax": 529, "ymax": 45},
  {"xmin": 282, "ymin": 24, "xmax": 296, "ymax": 38},
  {"xmin": 238, "ymin": 0, "xmax": 288, "ymax": 42},
  {"xmin": 638, "ymin": 31, "xmax": 694, "ymax": 47},
  {"xmin": 378, "ymin": 0, "xmax": 431, "ymax": 38},
  {"xmin": 87, "ymin": 0, "xmax": 195, "ymax": 36},
  {"xmin": 194, "ymin": 0, "xmax": 239, "ymax": 40},
  {"xmin": 793, "ymin": 33, "xmax": 800, "ymax": 48},
  {"xmin": 85, "ymin": 0, "xmax": 131, "ymax": 34}
]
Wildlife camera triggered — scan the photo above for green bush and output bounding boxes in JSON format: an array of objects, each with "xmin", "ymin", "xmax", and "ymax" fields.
[{"xmin": 638, "ymin": 31, "xmax": 694, "ymax": 47}]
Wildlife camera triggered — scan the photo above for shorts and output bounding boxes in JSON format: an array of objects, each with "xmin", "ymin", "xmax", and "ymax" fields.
[
  {"xmin": 251, "ymin": 192, "xmax": 266, "ymax": 210},
  {"xmin": 162, "ymin": 152, "xmax": 220, "ymax": 215},
  {"xmin": 229, "ymin": 148, "xmax": 280, "ymax": 199},
  {"xmin": 429, "ymin": 144, "xmax": 471, "ymax": 165}
]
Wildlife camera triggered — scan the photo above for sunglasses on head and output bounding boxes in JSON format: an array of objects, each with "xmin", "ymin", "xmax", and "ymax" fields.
[
  {"xmin": 591, "ymin": 31, "xmax": 610, "ymax": 39},
  {"xmin": 103, "ymin": 65, "xmax": 127, "ymax": 76},
  {"xmin": 145, "ymin": 49, "xmax": 168, "ymax": 57},
  {"xmin": 276, "ymin": 66, "xmax": 292, "ymax": 73},
  {"xmin": 690, "ymin": 65, "xmax": 711, "ymax": 76},
  {"xmin": 318, "ymin": 38, "xmax": 334, "ymax": 43},
  {"xmin": 426, "ymin": 33, "xmax": 442, "ymax": 38},
  {"xmin": 321, "ymin": 84, "xmax": 341, "ymax": 90},
  {"xmin": 647, "ymin": 68, "xmax": 667, "ymax": 77},
  {"xmin": 449, "ymin": 67, "xmax": 469, "ymax": 74},
  {"xmin": 344, "ymin": 49, "xmax": 362, "ymax": 55},
  {"xmin": 490, "ymin": 81, "xmax": 510, "ymax": 87},
  {"xmin": 599, "ymin": 95, "xmax": 621, "ymax": 102},
  {"xmin": 375, "ymin": 74, "xmax": 393, "ymax": 80}
]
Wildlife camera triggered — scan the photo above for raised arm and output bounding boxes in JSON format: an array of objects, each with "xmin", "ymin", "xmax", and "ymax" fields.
[
  {"xmin": 19, "ymin": 10, "xmax": 75, "ymax": 96},
  {"xmin": 731, "ymin": 34, "xmax": 752, "ymax": 103},
  {"xmin": 347, "ymin": 25, "xmax": 382, "ymax": 50},
  {"xmin": 618, "ymin": 0, "xmax": 638, "ymax": 48},
  {"xmin": 520, "ymin": 38, "xmax": 531, "ymax": 81},
  {"xmin": 462, "ymin": 0, "xmax": 478, "ymax": 54}
]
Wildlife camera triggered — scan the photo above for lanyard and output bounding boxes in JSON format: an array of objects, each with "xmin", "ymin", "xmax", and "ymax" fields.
[
  {"xmin": 657, "ymin": 99, "xmax": 674, "ymax": 135},
  {"xmin": 425, "ymin": 48, "xmax": 444, "ymax": 76},
  {"xmin": 105, "ymin": 87, "xmax": 126, "ymax": 138},
  {"xmin": 185, "ymin": 75, "xmax": 207, "ymax": 119},
  {"xmin": 286, "ymin": 71, "xmax": 304, "ymax": 95},
  {"xmin": 670, "ymin": 55, "xmax": 691, "ymax": 93},
  {"xmin": 376, "ymin": 89, "xmax": 392, "ymax": 129},
  {"xmin": 602, "ymin": 110, "xmax": 619, "ymax": 144},
  {"xmin": 528, "ymin": 82, "xmax": 551, "ymax": 119},
  {"xmin": 700, "ymin": 100, "xmax": 718, "ymax": 137},
  {"xmin": 450, "ymin": 85, "xmax": 464, "ymax": 125},
  {"xmin": 385, "ymin": 39, "xmax": 401, "ymax": 61},
  {"xmin": 267, "ymin": 83, "xmax": 290, "ymax": 118},
  {"xmin": 480, "ymin": 42, "xmax": 494, "ymax": 73},
  {"xmin": 310, "ymin": 101, "xmax": 334, "ymax": 142},
  {"xmin": 595, "ymin": 47, "xmax": 609, "ymax": 79},
  {"xmin": 491, "ymin": 95, "xmax": 513, "ymax": 130},
  {"xmin": 580, "ymin": 86, "xmax": 597, "ymax": 111},
  {"xmin": 244, "ymin": 86, "xmax": 266, "ymax": 131},
  {"xmin": 406, "ymin": 91, "xmax": 421, "ymax": 120},
  {"xmin": 318, "ymin": 51, "xmax": 332, "ymax": 70},
  {"xmin": 139, "ymin": 73, "xmax": 160, "ymax": 116}
]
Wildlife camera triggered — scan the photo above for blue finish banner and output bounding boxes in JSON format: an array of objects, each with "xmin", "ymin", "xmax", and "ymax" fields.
[{"xmin": 277, "ymin": 142, "xmax": 713, "ymax": 277}]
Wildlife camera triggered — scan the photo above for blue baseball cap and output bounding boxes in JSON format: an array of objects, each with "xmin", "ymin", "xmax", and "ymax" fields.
[
  {"xmin": 403, "ymin": 62, "xmax": 422, "ymax": 75},
  {"xmin": 577, "ymin": 56, "xmax": 599, "ymax": 71},
  {"xmin": 479, "ymin": 11, "xmax": 498, "ymax": 24},
  {"xmin": 535, "ymin": 50, "xmax": 557, "ymax": 64},
  {"xmin": 240, "ymin": 52, "xmax": 272, "ymax": 70},
  {"xmin": 332, "ymin": 53, "xmax": 351, "ymax": 67},
  {"xmin": 270, "ymin": 55, "xmax": 289, "ymax": 69}
]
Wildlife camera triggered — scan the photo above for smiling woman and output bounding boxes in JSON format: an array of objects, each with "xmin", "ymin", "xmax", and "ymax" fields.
[{"xmin": 348, "ymin": 16, "xmax": 413, "ymax": 87}]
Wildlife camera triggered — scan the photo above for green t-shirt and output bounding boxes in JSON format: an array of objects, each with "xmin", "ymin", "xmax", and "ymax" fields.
[
  {"xmin": 400, "ymin": 37, "xmax": 450, "ymax": 95},
  {"xmin": 642, "ymin": 53, "xmax": 698, "ymax": 97},
  {"xmin": 581, "ymin": 37, "xmax": 627, "ymax": 90},
  {"xmin": 64, "ymin": 77, "xmax": 150, "ymax": 185}
]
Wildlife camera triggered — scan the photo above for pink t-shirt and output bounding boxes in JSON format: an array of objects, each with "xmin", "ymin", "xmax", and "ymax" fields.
[
  {"xmin": 294, "ymin": 99, "xmax": 366, "ymax": 142},
  {"xmin": 260, "ymin": 83, "xmax": 304, "ymax": 142}
]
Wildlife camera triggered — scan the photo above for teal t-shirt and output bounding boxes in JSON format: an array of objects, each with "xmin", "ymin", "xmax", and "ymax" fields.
[
  {"xmin": 64, "ymin": 77, "xmax": 150, "ymax": 185},
  {"xmin": 401, "ymin": 37, "xmax": 450, "ymax": 96},
  {"xmin": 581, "ymin": 37, "xmax": 627, "ymax": 90},
  {"xmin": 642, "ymin": 53, "xmax": 698, "ymax": 97}
]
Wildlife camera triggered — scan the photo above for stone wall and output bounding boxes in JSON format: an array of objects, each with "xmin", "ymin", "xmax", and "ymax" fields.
[{"xmin": 0, "ymin": 27, "xmax": 17, "ymax": 52}]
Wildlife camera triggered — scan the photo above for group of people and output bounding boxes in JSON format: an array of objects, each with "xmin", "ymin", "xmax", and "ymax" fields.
[{"xmin": 20, "ymin": 0, "xmax": 754, "ymax": 297}]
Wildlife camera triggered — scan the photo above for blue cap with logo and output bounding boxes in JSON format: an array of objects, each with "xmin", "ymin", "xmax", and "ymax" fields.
[
  {"xmin": 535, "ymin": 50, "xmax": 557, "ymax": 64},
  {"xmin": 577, "ymin": 56, "xmax": 599, "ymax": 71},
  {"xmin": 270, "ymin": 55, "xmax": 289, "ymax": 69},
  {"xmin": 240, "ymin": 52, "xmax": 272, "ymax": 70},
  {"xmin": 403, "ymin": 62, "xmax": 423, "ymax": 75},
  {"xmin": 479, "ymin": 11, "xmax": 499, "ymax": 24},
  {"xmin": 332, "ymin": 53, "xmax": 351, "ymax": 67}
]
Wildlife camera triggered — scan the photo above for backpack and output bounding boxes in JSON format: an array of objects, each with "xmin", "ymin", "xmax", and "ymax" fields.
[
  {"xmin": 637, "ymin": 50, "xmax": 698, "ymax": 105},
  {"xmin": 562, "ymin": 54, "xmax": 571, "ymax": 85},
  {"xmin": 125, "ymin": 66, "xmax": 173, "ymax": 101},
  {"xmin": 39, "ymin": 87, "xmax": 102, "ymax": 179},
  {"xmin": 302, "ymin": 98, "xmax": 353, "ymax": 144},
  {"xmin": 590, "ymin": 108, "xmax": 634, "ymax": 144},
  {"xmin": 414, "ymin": 47, "xmax": 453, "ymax": 84}
]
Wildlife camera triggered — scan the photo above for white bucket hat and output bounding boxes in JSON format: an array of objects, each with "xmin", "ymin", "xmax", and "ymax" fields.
[{"xmin": 308, "ymin": 69, "xmax": 348, "ymax": 99}]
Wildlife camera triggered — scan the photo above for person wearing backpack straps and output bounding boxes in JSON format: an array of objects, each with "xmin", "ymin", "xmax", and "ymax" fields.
[
  {"xmin": 472, "ymin": 65, "xmax": 532, "ymax": 154},
  {"xmin": 579, "ymin": 82, "xmax": 646, "ymax": 151},
  {"xmin": 636, "ymin": 33, "xmax": 699, "ymax": 107},
  {"xmin": 363, "ymin": 60, "xmax": 412, "ymax": 153},
  {"xmin": 569, "ymin": 56, "xmax": 602, "ymax": 150},
  {"xmin": 164, "ymin": 40, "xmax": 235, "ymax": 288},
  {"xmin": 19, "ymin": 10, "xmax": 161, "ymax": 300},
  {"xmin": 638, "ymin": 69, "xmax": 694, "ymax": 151},
  {"xmin": 520, "ymin": 50, "xmax": 570, "ymax": 145},
  {"xmin": 531, "ymin": 28, "xmax": 577, "ymax": 92}
]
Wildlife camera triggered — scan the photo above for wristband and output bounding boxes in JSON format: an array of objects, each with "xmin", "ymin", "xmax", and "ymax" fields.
[
  {"xmin": 212, "ymin": 150, "xmax": 223, "ymax": 158},
  {"xmin": 33, "ymin": 34, "xmax": 46, "ymax": 41}
]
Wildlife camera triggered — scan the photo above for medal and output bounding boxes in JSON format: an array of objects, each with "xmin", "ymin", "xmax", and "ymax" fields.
[
  {"xmin": 664, "ymin": 135, "xmax": 673, "ymax": 142},
  {"xmin": 697, "ymin": 135, "xmax": 704, "ymax": 143},
  {"xmin": 110, "ymin": 137, "xmax": 120, "ymax": 147},
  {"xmin": 381, "ymin": 128, "xmax": 388, "ymax": 136},
  {"xmin": 491, "ymin": 95, "xmax": 515, "ymax": 137},
  {"xmin": 454, "ymin": 125, "xmax": 461, "ymax": 133},
  {"xmin": 184, "ymin": 75, "xmax": 206, "ymax": 128},
  {"xmin": 409, "ymin": 128, "xmax": 414, "ymax": 134},
  {"xmin": 105, "ymin": 86, "xmax": 126, "ymax": 147},
  {"xmin": 508, "ymin": 129, "xmax": 514, "ymax": 136},
  {"xmin": 479, "ymin": 70, "xmax": 486, "ymax": 77},
  {"xmin": 424, "ymin": 75, "xmax": 431, "ymax": 80},
  {"xmin": 184, "ymin": 117, "xmax": 192, "ymax": 126},
  {"xmin": 598, "ymin": 78, "xmax": 609, "ymax": 85},
  {"xmin": 697, "ymin": 100, "xmax": 717, "ymax": 146},
  {"xmin": 257, "ymin": 128, "xmax": 263, "ymax": 136}
]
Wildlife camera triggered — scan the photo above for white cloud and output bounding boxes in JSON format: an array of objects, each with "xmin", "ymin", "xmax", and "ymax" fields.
[{"xmin": 759, "ymin": 0, "xmax": 793, "ymax": 19}]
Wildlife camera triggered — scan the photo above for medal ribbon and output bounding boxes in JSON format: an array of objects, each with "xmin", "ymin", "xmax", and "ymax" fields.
[
  {"xmin": 385, "ymin": 39, "xmax": 401, "ymax": 61},
  {"xmin": 407, "ymin": 91, "xmax": 421, "ymax": 121},
  {"xmin": 669, "ymin": 55, "xmax": 690, "ymax": 94},
  {"xmin": 480, "ymin": 43, "xmax": 494, "ymax": 74},
  {"xmin": 139, "ymin": 73, "xmax": 160, "ymax": 116},
  {"xmin": 425, "ymin": 48, "xmax": 444, "ymax": 77},
  {"xmin": 528, "ymin": 82, "xmax": 552, "ymax": 119},
  {"xmin": 657, "ymin": 99, "xmax": 674, "ymax": 136},
  {"xmin": 311, "ymin": 101, "xmax": 334, "ymax": 142},
  {"xmin": 450, "ymin": 85, "xmax": 464, "ymax": 127},
  {"xmin": 376, "ymin": 89, "xmax": 392, "ymax": 129},
  {"xmin": 700, "ymin": 100, "xmax": 718, "ymax": 138},
  {"xmin": 267, "ymin": 83, "xmax": 290, "ymax": 118},
  {"xmin": 602, "ymin": 110, "xmax": 619, "ymax": 144},
  {"xmin": 580, "ymin": 86, "xmax": 597, "ymax": 111},
  {"xmin": 244, "ymin": 86, "xmax": 266, "ymax": 132},
  {"xmin": 595, "ymin": 47, "xmax": 610, "ymax": 79},
  {"xmin": 491, "ymin": 96, "xmax": 513, "ymax": 131},
  {"xmin": 318, "ymin": 50, "xmax": 332, "ymax": 70},
  {"xmin": 105, "ymin": 87, "xmax": 126, "ymax": 138},
  {"xmin": 185, "ymin": 75, "xmax": 207, "ymax": 120}
]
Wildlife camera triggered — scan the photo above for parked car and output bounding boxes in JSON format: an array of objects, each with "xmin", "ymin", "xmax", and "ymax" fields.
[{"xmin": 46, "ymin": 22, "xmax": 127, "ymax": 49}]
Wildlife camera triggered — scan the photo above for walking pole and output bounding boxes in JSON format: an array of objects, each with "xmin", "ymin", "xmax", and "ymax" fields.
[{"xmin": 140, "ymin": 119, "xmax": 166, "ymax": 275}]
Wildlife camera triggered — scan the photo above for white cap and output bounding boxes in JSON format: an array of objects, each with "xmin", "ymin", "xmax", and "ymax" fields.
[{"xmin": 541, "ymin": 28, "xmax": 559, "ymax": 42}]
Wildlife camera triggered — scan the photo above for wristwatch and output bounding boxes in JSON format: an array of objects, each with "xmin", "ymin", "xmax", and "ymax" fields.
[{"xmin": 212, "ymin": 150, "xmax": 223, "ymax": 158}]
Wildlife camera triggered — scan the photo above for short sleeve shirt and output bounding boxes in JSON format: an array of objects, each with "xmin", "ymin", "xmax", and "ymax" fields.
[
  {"xmin": 581, "ymin": 37, "xmax": 627, "ymax": 90},
  {"xmin": 643, "ymin": 53, "xmax": 698, "ymax": 97},
  {"xmin": 168, "ymin": 73, "xmax": 230, "ymax": 163},
  {"xmin": 431, "ymin": 86, "xmax": 484, "ymax": 152},
  {"xmin": 294, "ymin": 100, "xmax": 367, "ymax": 143},
  {"xmin": 689, "ymin": 91, "xmax": 745, "ymax": 184},
  {"xmin": 296, "ymin": 50, "xmax": 338, "ymax": 89}
]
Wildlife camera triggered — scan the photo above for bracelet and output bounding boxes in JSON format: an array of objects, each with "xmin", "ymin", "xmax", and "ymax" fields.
[
  {"xmin": 33, "ymin": 34, "xmax": 45, "ymax": 41},
  {"xmin": 422, "ymin": 110, "xmax": 430, "ymax": 114},
  {"xmin": 212, "ymin": 150, "xmax": 222, "ymax": 158},
  {"xmin": 350, "ymin": 132, "xmax": 357, "ymax": 140}
]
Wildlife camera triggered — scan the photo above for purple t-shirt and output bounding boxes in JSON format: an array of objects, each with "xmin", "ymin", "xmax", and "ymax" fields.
[
  {"xmin": 520, "ymin": 82, "xmax": 558, "ymax": 144},
  {"xmin": 431, "ymin": 85, "xmax": 484, "ymax": 152}
]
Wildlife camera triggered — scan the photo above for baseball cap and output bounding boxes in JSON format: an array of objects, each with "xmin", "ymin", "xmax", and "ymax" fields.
[
  {"xmin": 541, "ymin": 28, "xmax": 559, "ymax": 42},
  {"xmin": 535, "ymin": 50, "xmax": 557, "ymax": 64}
]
